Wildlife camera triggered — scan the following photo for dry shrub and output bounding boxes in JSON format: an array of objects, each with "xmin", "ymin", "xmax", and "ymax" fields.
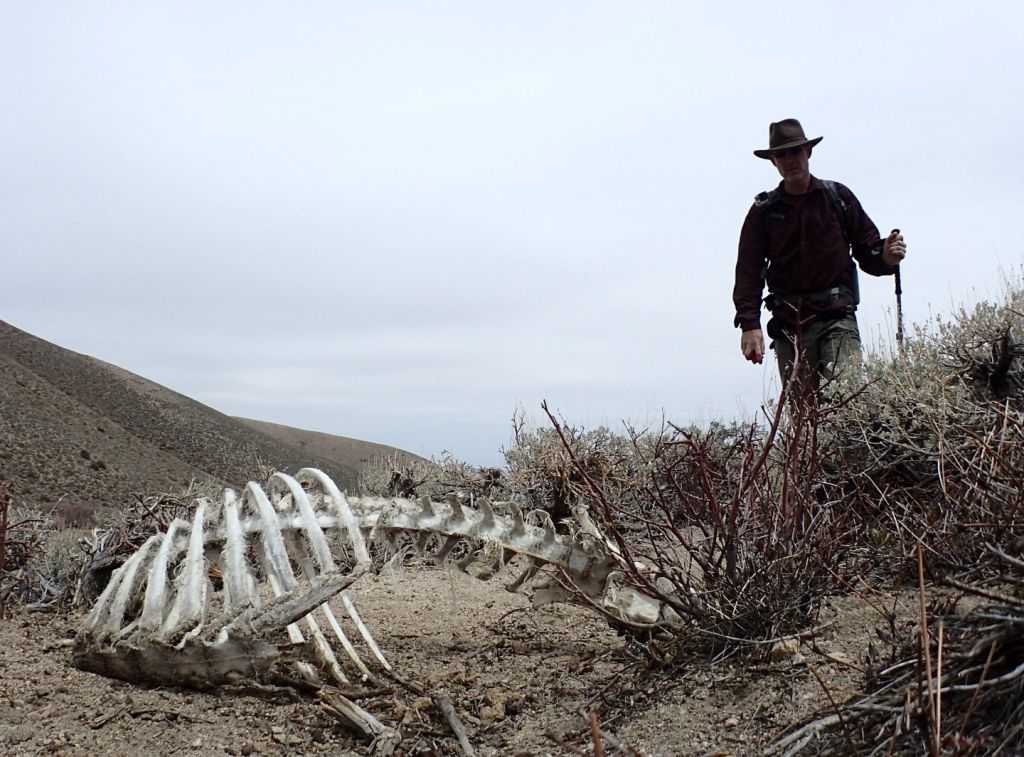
[
  {"xmin": 831, "ymin": 273, "xmax": 1024, "ymax": 579},
  {"xmin": 501, "ymin": 415, "xmax": 651, "ymax": 528},
  {"xmin": 770, "ymin": 546, "xmax": 1024, "ymax": 755},
  {"xmin": 540, "ymin": 392, "xmax": 862, "ymax": 659},
  {"xmin": 73, "ymin": 480, "xmax": 214, "ymax": 606},
  {"xmin": 359, "ymin": 413, "xmax": 654, "ymax": 532},
  {"xmin": 1, "ymin": 480, "xmax": 200, "ymax": 613},
  {"xmin": 767, "ymin": 273, "xmax": 1024, "ymax": 754},
  {"xmin": 49, "ymin": 499, "xmax": 109, "ymax": 529},
  {"xmin": 358, "ymin": 451, "xmax": 506, "ymax": 501},
  {"xmin": 354, "ymin": 399, "xmax": 870, "ymax": 656},
  {"xmin": 0, "ymin": 480, "xmax": 60, "ymax": 614}
]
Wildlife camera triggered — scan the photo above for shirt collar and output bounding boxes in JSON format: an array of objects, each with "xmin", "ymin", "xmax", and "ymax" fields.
[{"xmin": 776, "ymin": 175, "xmax": 824, "ymax": 201}]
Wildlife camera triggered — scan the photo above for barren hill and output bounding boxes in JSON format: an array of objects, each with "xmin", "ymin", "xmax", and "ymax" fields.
[
  {"xmin": 234, "ymin": 417, "xmax": 417, "ymax": 471},
  {"xmin": 0, "ymin": 320, "xmax": 423, "ymax": 512}
]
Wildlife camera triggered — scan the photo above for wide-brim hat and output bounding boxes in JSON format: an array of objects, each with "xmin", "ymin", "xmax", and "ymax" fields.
[{"xmin": 753, "ymin": 118, "xmax": 823, "ymax": 159}]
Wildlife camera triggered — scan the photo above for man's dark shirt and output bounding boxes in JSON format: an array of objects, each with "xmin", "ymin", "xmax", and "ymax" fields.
[{"xmin": 733, "ymin": 176, "xmax": 896, "ymax": 332}]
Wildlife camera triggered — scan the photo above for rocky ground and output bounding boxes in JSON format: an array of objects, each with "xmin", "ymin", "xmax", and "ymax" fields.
[{"xmin": 0, "ymin": 563, "xmax": 914, "ymax": 756}]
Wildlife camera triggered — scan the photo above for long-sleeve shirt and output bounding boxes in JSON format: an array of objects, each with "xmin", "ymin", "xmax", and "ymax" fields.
[{"xmin": 732, "ymin": 176, "xmax": 897, "ymax": 332}]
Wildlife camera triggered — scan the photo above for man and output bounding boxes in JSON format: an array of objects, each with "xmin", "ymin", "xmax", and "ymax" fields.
[{"xmin": 733, "ymin": 119, "xmax": 907, "ymax": 389}]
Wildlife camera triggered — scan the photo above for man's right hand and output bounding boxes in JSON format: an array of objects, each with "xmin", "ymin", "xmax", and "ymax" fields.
[{"xmin": 741, "ymin": 329, "xmax": 765, "ymax": 364}]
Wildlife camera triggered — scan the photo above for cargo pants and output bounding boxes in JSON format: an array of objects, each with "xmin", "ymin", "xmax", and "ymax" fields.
[{"xmin": 771, "ymin": 314, "xmax": 862, "ymax": 391}]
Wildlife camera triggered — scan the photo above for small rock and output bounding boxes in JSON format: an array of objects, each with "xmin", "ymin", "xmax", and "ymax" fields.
[
  {"xmin": 724, "ymin": 716, "xmax": 739, "ymax": 727},
  {"xmin": 191, "ymin": 738, "xmax": 202, "ymax": 749},
  {"xmin": 484, "ymin": 689, "xmax": 507, "ymax": 707},
  {"xmin": 770, "ymin": 638, "xmax": 801, "ymax": 663},
  {"xmin": 480, "ymin": 704, "xmax": 505, "ymax": 725},
  {"xmin": 270, "ymin": 726, "xmax": 284, "ymax": 735}
]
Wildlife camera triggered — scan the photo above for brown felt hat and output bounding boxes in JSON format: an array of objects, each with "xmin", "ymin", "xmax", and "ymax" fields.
[{"xmin": 753, "ymin": 118, "xmax": 823, "ymax": 159}]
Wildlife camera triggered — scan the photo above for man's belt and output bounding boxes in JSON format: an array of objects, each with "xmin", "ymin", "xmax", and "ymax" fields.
[{"xmin": 765, "ymin": 286, "xmax": 852, "ymax": 310}]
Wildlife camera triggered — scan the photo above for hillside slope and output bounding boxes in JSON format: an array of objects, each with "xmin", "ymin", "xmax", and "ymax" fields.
[
  {"xmin": 0, "ymin": 320, "xmax": 419, "ymax": 511},
  {"xmin": 235, "ymin": 417, "xmax": 424, "ymax": 472}
]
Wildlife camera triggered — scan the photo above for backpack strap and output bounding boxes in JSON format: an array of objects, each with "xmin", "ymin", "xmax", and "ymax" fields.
[
  {"xmin": 822, "ymin": 179, "xmax": 850, "ymax": 248},
  {"xmin": 822, "ymin": 179, "xmax": 861, "ymax": 307},
  {"xmin": 753, "ymin": 189, "xmax": 778, "ymax": 288}
]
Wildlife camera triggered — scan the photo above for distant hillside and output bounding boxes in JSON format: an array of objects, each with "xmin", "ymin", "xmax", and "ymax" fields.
[
  {"xmin": 235, "ymin": 418, "xmax": 424, "ymax": 472},
  {"xmin": 0, "ymin": 320, "xmax": 423, "ymax": 511}
]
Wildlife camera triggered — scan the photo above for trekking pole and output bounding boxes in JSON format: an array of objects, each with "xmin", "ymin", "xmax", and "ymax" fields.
[{"xmin": 891, "ymin": 229, "xmax": 905, "ymax": 351}]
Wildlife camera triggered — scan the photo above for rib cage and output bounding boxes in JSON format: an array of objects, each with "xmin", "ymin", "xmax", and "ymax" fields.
[{"xmin": 74, "ymin": 468, "xmax": 667, "ymax": 690}]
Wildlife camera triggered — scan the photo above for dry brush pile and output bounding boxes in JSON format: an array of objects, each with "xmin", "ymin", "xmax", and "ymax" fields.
[
  {"xmin": 770, "ymin": 545, "xmax": 1024, "ymax": 755},
  {"xmin": 0, "ymin": 480, "xmax": 63, "ymax": 615},
  {"xmin": 0, "ymin": 480, "xmax": 220, "ymax": 616}
]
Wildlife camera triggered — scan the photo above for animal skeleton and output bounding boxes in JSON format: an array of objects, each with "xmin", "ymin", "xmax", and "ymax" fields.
[{"xmin": 74, "ymin": 468, "xmax": 671, "ymax": 696}]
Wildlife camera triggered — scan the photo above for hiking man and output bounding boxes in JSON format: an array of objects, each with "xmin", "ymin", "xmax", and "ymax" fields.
[{"xmin": 733, "ymin": 118, "xmax": 907, "ymax": 389}]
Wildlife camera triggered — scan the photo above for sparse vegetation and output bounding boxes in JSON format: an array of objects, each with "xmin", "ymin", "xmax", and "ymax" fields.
[
  {"xmin": 0, "ymin": 480, "xmax": 54, "ymax": 616},
  {"xmin": 4, "ymin": 273, "xmax": 1024, "ymax": 753}
]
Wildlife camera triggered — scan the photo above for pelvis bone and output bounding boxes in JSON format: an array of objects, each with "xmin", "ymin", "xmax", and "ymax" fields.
[{"xmin": 74, "ymin": 469, "xmax": 668, "ymax": 690}]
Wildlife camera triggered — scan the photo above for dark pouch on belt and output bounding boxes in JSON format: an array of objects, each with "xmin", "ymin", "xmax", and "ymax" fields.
[{"xmin": 766, "ymin": 316, "xmax": 790, "ymax": 341}]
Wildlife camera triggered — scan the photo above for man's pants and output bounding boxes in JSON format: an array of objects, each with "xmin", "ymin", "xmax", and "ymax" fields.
[{"xmin": 771, "ymin": 315, "xmax": 862, "ymax": 390}]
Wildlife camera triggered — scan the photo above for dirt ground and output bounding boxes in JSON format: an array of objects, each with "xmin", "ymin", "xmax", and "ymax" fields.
[{"xmin": 0, "ymin": 565, "xmax": 913, "ymax": 756}]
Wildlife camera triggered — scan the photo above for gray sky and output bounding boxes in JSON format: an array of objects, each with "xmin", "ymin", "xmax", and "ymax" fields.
[{"xmin": 4, "ymin": 2, "xmax": 1022, "ymax": 465}]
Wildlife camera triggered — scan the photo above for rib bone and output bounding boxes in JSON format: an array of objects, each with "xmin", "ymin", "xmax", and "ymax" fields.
[{"xmin": 74, "ymin": 468, "xmax": 672, "ymax": 692}]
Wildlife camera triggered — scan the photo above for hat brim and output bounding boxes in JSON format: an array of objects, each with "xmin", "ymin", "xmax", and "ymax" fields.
[{"xmin": 753, "ymin": 135, "xmax": 823, "ymax": 159}]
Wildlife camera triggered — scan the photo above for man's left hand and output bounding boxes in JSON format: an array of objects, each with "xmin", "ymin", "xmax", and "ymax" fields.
[{"xmin": 882, "ymin": 230, "xmax": 906, "ymax": 266}]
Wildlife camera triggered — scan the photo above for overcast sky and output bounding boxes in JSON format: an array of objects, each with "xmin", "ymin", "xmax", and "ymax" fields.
[{"xmin": 4, "ymin": 2, "xmax": 1022, "ymax": 465}]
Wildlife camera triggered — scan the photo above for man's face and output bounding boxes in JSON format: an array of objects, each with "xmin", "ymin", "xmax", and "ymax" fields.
[{"xmin": 770, "ymin": 145, "xmax": 811, "ymax": 184}]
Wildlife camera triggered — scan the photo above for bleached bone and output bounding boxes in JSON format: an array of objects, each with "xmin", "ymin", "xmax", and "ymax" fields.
[{"xmin": 74, "ymin": 469, "xmax": 673, "ymax": 692}]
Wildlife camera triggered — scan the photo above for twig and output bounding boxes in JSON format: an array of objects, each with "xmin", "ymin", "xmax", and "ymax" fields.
[
  {"xmin": 128, "ymin": 706, "xmax": 214, "ymax": 723},
  {"xmin": 808, "ymin": 665, "xmax": 857, "ymax": 755},
  {"xmin": 318, "ymin": 689, "xmax": 400, "ymax": 753},
  {"xmin": 935, "ymin": 620, "xmax": 944, "ymax": 749},
  {"xmin": 583, "ymin": 664, "xmax": 634, "ymax": 711},
  {"xmin": 588, "ymin": 710, "xmax": 604, "ymax": 757},
  {"xmin": 88, "ymin": 705, "xmax": 131, "ymax": 729},
  {"xmin": 134, "ymin": 493, "xmax": 170, "ymax": 530},
  {"xmin": 765, "ymin": 713, "xmax": 843, "ymax": 755},
  {"xmin": 545, "ymin": 729, "xmax": 586, "ymax": 755},
  {"xmin": 577, "ymin": 706, "xmax": 644, "ymax": 756},
  {"xmin": 957, "ymin": 640, "xmax": 996, "ymax": 746},
  {"xmin": 916, "ymin": 543, "xmax": 939, "ymax": 757},
  {"xmin": 433, "ymin": 695, "xmax": 475, "ymax": 757}
]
